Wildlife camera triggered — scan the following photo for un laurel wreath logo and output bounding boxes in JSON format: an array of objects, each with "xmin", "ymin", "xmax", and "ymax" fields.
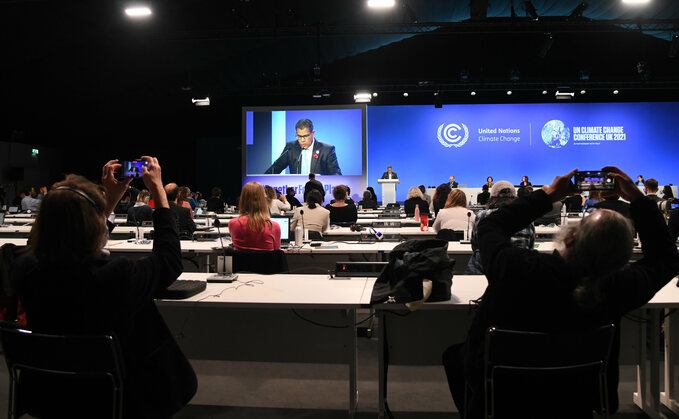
[{"xmin": 437, "ymin": 123, "xmax": 469, "ymax": 148}]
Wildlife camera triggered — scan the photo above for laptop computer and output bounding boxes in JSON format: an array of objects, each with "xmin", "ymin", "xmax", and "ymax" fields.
[
  {"xmin": 7, "ymin": 206, "xmax": 19, "ymax": 214},
  {"xmin": 272, "ymin": 216, "xmax": 291, "ymax": 248}
]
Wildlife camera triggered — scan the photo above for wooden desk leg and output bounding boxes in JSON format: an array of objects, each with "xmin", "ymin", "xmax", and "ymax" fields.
[
  {"xmin": 377, "ymin": 310, "xmax": 386, "ymax": 419},
  {"xmin": 662, "ymin": 309, "xmax": 679, "ymax": 414},
  {"xmin": 633, "ymin": 309, "xmax": 663, "ymax": 419},
  {"xmin": 348, "ymin": 308, "xmax": 358, "ymax": 418}
]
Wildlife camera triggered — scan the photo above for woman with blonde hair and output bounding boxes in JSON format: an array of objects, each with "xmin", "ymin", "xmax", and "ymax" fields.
[
  {"xmin": 433, "ymin": 189, "xmax": 475, "ymax": 232},
  {"xmin": 265, "ymin": 185, "xmax": 291, "ymax": 215},
  {"xmin": 230, "ymin": 182, "xmax": 281, "ymax": 250},
  {"xmin": 404, "ymin": 186, "xmax": 429, "ymax": 217}
]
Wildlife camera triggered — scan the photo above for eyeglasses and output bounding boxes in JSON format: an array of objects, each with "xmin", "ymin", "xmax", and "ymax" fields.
[{"xmin": 296, "ymin": 133, "xmax": 312, "ymax": 139}]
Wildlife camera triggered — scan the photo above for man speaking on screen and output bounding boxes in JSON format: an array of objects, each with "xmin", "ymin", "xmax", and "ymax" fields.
[{"xmin": 265, "ymin": 118, "xmax": 342, "ymax": 175}]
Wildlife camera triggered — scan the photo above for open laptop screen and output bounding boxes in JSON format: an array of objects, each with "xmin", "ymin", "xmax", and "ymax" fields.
[{"xmin": 272, "ymin": 217, "xmax": 290, "ymax": 245}]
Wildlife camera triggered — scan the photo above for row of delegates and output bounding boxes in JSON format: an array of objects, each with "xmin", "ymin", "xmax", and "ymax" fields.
[
  {"xmin": 291, "ymin": 190, "xmax": 330, "ymax": 235},
  {"xmin": 466, "ymin": 181, "xmax": 535, "ymax": 274},
  {"xmin": 433, "ymin": 190, "xmax": 476, "ymax": 232},
  {"xmin": 265, "ymin": 185, "xmax": 291, "ymax": 215},
  {"xmin": 326, "ymin": 185, "xmax": 357, "ymax": 224},
  {"xmin": 11, "ymin": 157, "xmax": 197, "ymax": 417},
  {"xmin": 229, "ymin": 182, "xmax": 281, "ymax": 251},
  {"xmin": 404, "ymin": 187, "xmax": 430, "ymax": 217}
]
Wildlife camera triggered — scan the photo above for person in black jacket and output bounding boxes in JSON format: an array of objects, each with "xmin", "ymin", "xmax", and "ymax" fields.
[
  {"xmin": 166, "ymin": 183, "xmax": 196, "ymax": 236},
  {"xmin": 443, "ymin": 166, "xmax": 679, "ymax": 418},
  {"xmin": 11, "ymin": 157, "xmax": 197, "ymax": 418},
  {"xmin": 403, "ymin": 187, "xmax": 430, "ymax": 217},
  {"xmin": 285, "ymin": 187, "xmax": 302, "ymax": 208},
  {"xmin": 127, "ymin": 189, "xmax": 154, "ymax": 225},
  {"xmin": 592, "ymin": 191, "xmax": 631, "ymax": 219},
  {"xmin": 304, "ymin": 173, "xmax": 326, "ymax": 203}
]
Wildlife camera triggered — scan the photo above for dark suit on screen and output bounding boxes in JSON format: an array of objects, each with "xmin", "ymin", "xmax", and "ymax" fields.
[
  {"xmin": 265, "ymin": 139, "xmax": 342, "ymax": 175},
  {"xmin": 381, "ymin": 172, "xmax": 398, "ymax": 180}
]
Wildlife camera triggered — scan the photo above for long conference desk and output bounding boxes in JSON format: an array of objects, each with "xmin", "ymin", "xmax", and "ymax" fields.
[{"xmin": 2, "ymin": 235, "xmax": 678, "ymax": 417}]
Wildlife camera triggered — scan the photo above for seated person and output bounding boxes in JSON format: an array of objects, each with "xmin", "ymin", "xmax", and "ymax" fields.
[
  {"xmin": 466, "ymin": 181, "xmax": 534, "ymax": 274},
  {"xmin": 357, "ymin": 190, "xmax": 378, "ymax": 210},
  {"xmin": 113, "ymin": 190, "xmax": 132, "ymax": 214},
  {"xmin": 285, "ymin": 187, "xmax": 302, "ymax": 208},
  {"xmin": 593, "ymin": 191, "xmax": 631, "ymax": 219},
  {"xmin": 443, "ymin": 167, "xmax": 679, "ymax": 419},
  {"xmin": 419, "ymin": 185, "xmax": 432, "ymax": 206},
  {"xmin": 20, "ymin": 187, "xmax": 43, "ymax": 212},
  {"xmin": 325, "ymin": 185, "xmax": 358, "ymax": 224},
  {"xmin": 178, "ymin": 186, "xmax": 194, "ymax": 218},
  {"xmin": 206, "ymin": 186, "xmax": 225, "ymax": 213},
  {"xmin": 404, "ymin": 187, "xmax": 430, "ymax": 217},
  {"xmin": 165, "ymin": 183, "xmax": 196, "ymax": 236},
  {"xmin": 229, "ymin": 182, "xmax": 281, "ymax": 251},
  {"xmin": 430, "ymin": 184, "xmax": 452, "ymax": 216},
  {"xmin": 266, "ymin": 185, "xmax": 291, "ymax": 215},
  {"xmin": 291, "ymin": 190, "xmax": 330, "ymax": 235},
  {"xmin": 11, "ymin": 157, "xmax": 197, "ymax": 418},
  {"xmin": 433, "ymin": 190, "xmax": 475, "ymax": 232},
  {"xmin": 477, "ymin": 184, "xmax": 490, "ymax": 205},
  {"xmin": 126, "ymin": 189, "xmax": 153, "ymax": 224},
  {"xmin": 582, "ymin": 190, "xmax": 601, "ymax": 212}
]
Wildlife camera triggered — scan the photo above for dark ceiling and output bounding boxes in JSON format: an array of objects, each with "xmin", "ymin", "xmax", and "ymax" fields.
[{"xmin": 2, "ymin": 0, "xmax": 679, "ymax": 147}]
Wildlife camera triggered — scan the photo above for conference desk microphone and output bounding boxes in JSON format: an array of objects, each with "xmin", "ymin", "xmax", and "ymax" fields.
[
  {"xmin": 208, "ymin": 218, "xmax": 237, "ymax": 283},
  {"xmin": 461, "ymin": 212, "xmax": 472, "ymax": 244},
  {"xmin": 132, "ymin": 211, "xmax": 150, "ymax": 245},
  {"xmin": 300, "ymin": 209, "xmax": 310, "ymax": 243}
]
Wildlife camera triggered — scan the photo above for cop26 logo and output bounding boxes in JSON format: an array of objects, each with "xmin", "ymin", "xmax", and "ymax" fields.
[{"xmin": 437, "ymin": 123, "xmax": 469, "ymax": 148}]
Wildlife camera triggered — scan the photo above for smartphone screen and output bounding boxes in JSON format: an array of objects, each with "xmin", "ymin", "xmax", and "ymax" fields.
[{"xmin": 121, "ymin": 160, "xmax": 148, "ymax": 178}]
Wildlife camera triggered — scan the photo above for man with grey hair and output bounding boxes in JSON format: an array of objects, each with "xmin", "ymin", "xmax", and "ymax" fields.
[
  {"xmin": 444, "ymin": 167, "xmax": 679, "ymax": 418},
  {"xmin": 265, "ymin": 118, "xmax": 342, "ymax": 175}
]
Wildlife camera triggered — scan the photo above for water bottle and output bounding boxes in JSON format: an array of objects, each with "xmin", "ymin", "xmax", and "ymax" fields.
[
  {"xmin": 414, "ymin": 205, "xmax": 420, "ymax": 222},
  {"xmin": 295, "ymin": 225, "xmax": 304, "ymax": 246}
]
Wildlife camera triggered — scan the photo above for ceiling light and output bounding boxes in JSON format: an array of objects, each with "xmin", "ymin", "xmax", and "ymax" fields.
[
  {"xmin": 542, "ymin": 90, "xmax": 548, "ymax": 95},
  {"xmin": 372, "ymin": 92, "xmax": 378, "ymax": 97},
  {"xmin": 403, "ymin": 92, "xmax": 409, "ymax": 97},
  {"xmin": 433, "ymin": 91, "xmax": 439, "ymax": 96},
  {"xmin": 506, "ymin": 90, "xmax": 512, "ymax": 95},
  {"xmin": 580, "ymin": 90, "xmax": 586, "ymax": 94},
  {"xmin": 621, "ymin": 0, "xmax": 650, "ymax": 4},
  {"xmin": 125, "ymin": 6, "xmax": 152, "ymax": 17},
  {"xmin": 367, "ymin": 0, "xmax": 395, "ymax": 8},
  {"xmin": 470, "ymin": 91, "xmax": 477, "ymax": 96},
  {"xmin": 312, "ymin": 93, "xmax": 322, "ymax": 99},
  {"xmin": 354, "ymin": 92, "xmax": 372, "ymax": 103},
  {"xmin": 613, "ymin": 89, "xmax": 619, "ymax": 95},
  {"xmin": 191, "ymin": 97, "xmax": 210, "ymax": 106},
  {"xmin": 555, "ymin": 90, "xmax": 575, "ymax": 100}
]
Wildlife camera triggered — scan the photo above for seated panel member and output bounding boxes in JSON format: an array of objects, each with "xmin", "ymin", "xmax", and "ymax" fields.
[
  {"xmin": 265, "ymin": 118, "xmax": 342, "ymax": 175},
  {"xmin": 381, "ymin": 166, "xmax": 398, "ymax": 180}
]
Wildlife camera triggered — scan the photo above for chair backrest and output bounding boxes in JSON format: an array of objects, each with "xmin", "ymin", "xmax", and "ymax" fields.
[
  {"xmin": 436, "ymin": 229, "xmax": 464, "ymax": 241},
  {"xmin": 0, "ymin": 321, "xmax": 125, "ymax": 418},
  {"xmin": 226, "ymin": 248, "xmax": 289, "ymax": 274},
  {"xmin": 483, "ymin": 324, "xmax": 615, "ymax": 419}
]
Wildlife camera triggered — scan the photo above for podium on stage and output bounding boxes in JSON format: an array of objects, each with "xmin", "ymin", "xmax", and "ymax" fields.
[{"xmin": 377, "ymin": 178, "xmax": 400, "ymax": 205}]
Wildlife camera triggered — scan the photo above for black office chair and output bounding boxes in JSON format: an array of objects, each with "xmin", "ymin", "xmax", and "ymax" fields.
[
  {"xmin": 226, "ymin": 248, "xmax": 289, "ymax": 274},
  {"xmin": 481, "ymin": 324, "xmax": 615, "ymax": 419},
  {"xmin": 0, "ymin": 321, "xmax": 125, "ymax": 419},
  {"xmin": 436, "ymin": 229, "xmax": 465, "ymax": 241}
]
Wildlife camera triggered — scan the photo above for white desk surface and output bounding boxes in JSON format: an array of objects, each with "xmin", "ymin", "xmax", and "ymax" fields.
[
  {"xmin": 0, "ymin": 238, "xmax": 27, "ymax": 247},
  {"xmin": 325, "ymin": 226, "xmax": 435, "ymax": 236},
  {"xmin": 160, "ymin": 272, "xmax": 377, "ymax": 309},
  {"xmin": 0, "ymin": 225, "xmax": 32, "ymax": 234},
  {"xmin": 105, "ymin": 239, "xmax": 227, "ymax": 253}
]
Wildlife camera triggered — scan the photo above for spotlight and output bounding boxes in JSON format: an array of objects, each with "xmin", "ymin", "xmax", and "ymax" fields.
[
  {"xmin": 542, "ymin": 90, "xmax": 548, "ymax": 95},
  {"xmin": 433, "ymin": 91, "xmax": 439, "ymax": 96},
  {"xmin": 367, "ymin": 0, "xmax": 395, "ymax": 8},
  {"xmin": 524, "ymin": 2, "xmax": 538, "ymax": 20},
  {"xmin": 372, "ymin": 92, "xmax": 378, "ymax": 97},
  {"xmin": 569, "ymin": 2, "xmax": 588, "ymax": 19},
  {"xmin": 613, "ymin": 89, "xmax": 619, "ymax": 95},
  {"xmin": 506, "ymin": 90, "xmax": 513, "ymax": 95},
  {"xmin": 191, "ymin": 97, "xmax": 210, "ymax": 106},
  {"xmin": 354, "ymin": 92, "xmax": 372, "ymax": 103},
  {"xmin": 471, "ymin": 91, "xmax": 477, "ymax": 96},
  {"xmin": 580, "ymin": 90, "xmax": 586, "ymax": 94},
  {"xmin": 538, "ymin": 33, "xmax": 553, "ymax": 59},
  {"xmin": 125, "ymin": 6, "xmax": 152, "ymax": 18},
  {"xmin": 403, "ymin": 92, "xmax": 409, "ymax": 97},
  {"xmin": 555, "ymin": 90, "xmax": 575, "ymax": 100}
]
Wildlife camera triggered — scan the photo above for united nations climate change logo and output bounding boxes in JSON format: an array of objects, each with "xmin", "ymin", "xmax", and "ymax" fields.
[
  {"xmin": 541, "ymin": 120, "xmax": 570, "ymax": 149},
  {"xmin": 437, "ymin": 123, "xmax": 469, "ymax": 148}
]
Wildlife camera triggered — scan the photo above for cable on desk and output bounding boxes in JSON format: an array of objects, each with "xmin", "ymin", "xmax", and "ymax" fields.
[{"xmin": 291, "ymin": 309, "xmax": 376, "ymax": 329}]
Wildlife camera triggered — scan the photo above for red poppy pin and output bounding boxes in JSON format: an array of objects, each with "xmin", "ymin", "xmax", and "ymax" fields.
[{"xmin": 313, "ymin": 152, "xmax": 319, "ymax": 159}]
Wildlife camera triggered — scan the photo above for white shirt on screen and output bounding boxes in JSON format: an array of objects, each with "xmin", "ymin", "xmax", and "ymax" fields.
[{"xmin": 300, "ymin": 139, "xmax": 315, "ymax": 174}]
